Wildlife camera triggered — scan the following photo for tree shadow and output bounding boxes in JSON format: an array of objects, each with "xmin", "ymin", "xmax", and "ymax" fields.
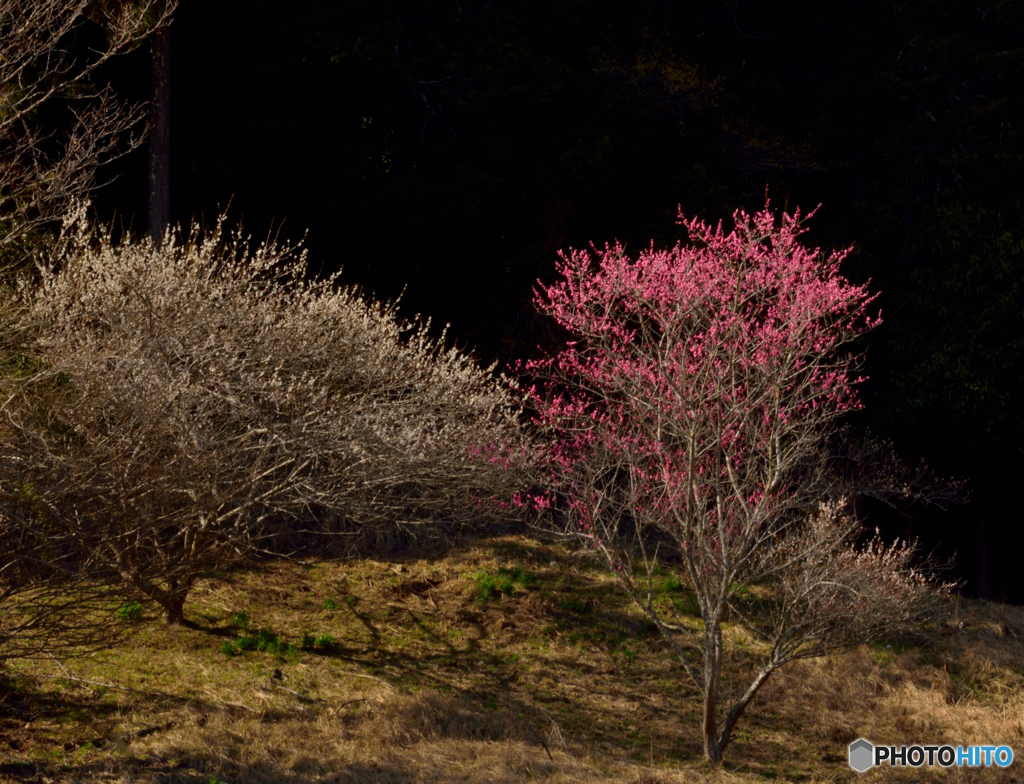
[{"xmin": 9, "ymin": 534, "xmax": 837, "ymax": 780}]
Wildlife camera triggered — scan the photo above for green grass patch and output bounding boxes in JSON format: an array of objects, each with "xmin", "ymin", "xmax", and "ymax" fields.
[
  {"xmin": 115, "ymin": 601, "xmax": 145, "ymax": 621},
  {"xmin": 222, "ymin": 626, "xmax": 296, "ymax": 658},
  {"xmin": 647, "ymin": 571, "xmax": 701, "ymax": 617},
  {"xmin": 474, "ymin": 565, "xmax": 540, "ymax": 603},
  {"xmin": 559, "ymin": 598, "xmax": 592, "ymax": 614},
  {"xmin": 301, "ymin": 631, "xmax": 338, "ymax": 653},
  {"xmin": 870, "ymin": 640, "xmax": 914, "ymax": 666}
]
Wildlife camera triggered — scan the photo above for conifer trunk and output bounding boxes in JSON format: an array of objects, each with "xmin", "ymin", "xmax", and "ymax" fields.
[{"xmin": 148, "ymin": 24, "xmax": 171, "ymax": 242}]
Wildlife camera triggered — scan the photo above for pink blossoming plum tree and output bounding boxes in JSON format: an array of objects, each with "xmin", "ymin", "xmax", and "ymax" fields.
[{"xmin": 526, "ymin": 202, "xmax": 942, "ymax": 765}]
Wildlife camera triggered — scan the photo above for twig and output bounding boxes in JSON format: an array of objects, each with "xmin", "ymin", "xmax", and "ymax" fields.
[
  {"xmin": 272, "ymin": 683, "xmax": 322, "ymax": 702},
  {"xmin": 34, "ymin": 671, "xmax": 163, "ymax": 695},
  {"xmin": 42, "ymin": 657, "xmax": 178, "ymax": 699},
  {"xmin": 48, "ymin": 656, "xmax": 259, "ymax": 715},
  {"xmin": 125, "ymin": 721, "xmax": 175, "ymax": 740},
  {"xmin": 219, "ymin": 700, "xmax": 258, "ymax": 713},
  {"xmin": 525, "ymin": 721, "xmax": 554, "ymax": 761},
  {"xmin": 387, "ymin": 601, "xmax": 436, "ymax": 616},
  {"xmin": 535, "ymin": 705, "xmax": 572, "ymax": 757},
  {"xmin": 338, "ymin": 670, "xmax": 396, "ymax": 691},
  {"xmin": 549, "ymin": 721, "xmax": 568, "ymax": 752},
  {"xmin": 42, "ymin": 656, "xmax": 255, "ymax": 715}
]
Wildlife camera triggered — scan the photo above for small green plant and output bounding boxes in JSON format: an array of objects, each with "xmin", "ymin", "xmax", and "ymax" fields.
[
  {"xmin": 672, "ymin": 592, "xmax": 701, "ymax": 617},
  {"xmin": 221, "ymin": 625, "xmax": 295, "ymax": 657},
  {"xmin": 314, "ymin": 633, "xmax": 336, "ymax": 651},
  {"xmin": 650, "ymin": 572, "xmax": 701, "ymax": 616},
  {"xmin": 559, "ymin": 598, "xmax": 592, "ymax": 614},
  {"xmin": 257, "ymin": 628, "xmax": 295, "ymax": 655},
  {"xmin": 1, "ymin": 352, "xmax": 41, "ymax": 378},
  {"xmin": 228, "ymin": 611, "xmax": 250, "ymax": 630},
  {"xmin": 236, "ymin": 636, "xmax": 258, "ymax": 652},
  {"xmin": 505, "ymin": 565, "xmax": 540, "ymax": 590},
  {"xmin": 301, "ymin": 631, "xmax": 337, "ymax": 652},
  {"xmin": 323, "ymin": 597, "xmax": 341, "ymax": 610},
  {"xmin": 729, "ymin": 581, "xmax": 753, "ymax": 600},
  {"xmin": 613, "ymin": 643, "xmax": 637, "ymax": 663},
  {"xmin": 871, "ymin": 641, "xmax": 913, "ymax": 667},
  {"xmin": 222, "ymin": 635, "xmax": 258, "ymax": 656},
  {"xmin": 658, "ymin": 573, "xmax": 685, "ymax": 593},
  {"xmin": 474, "ymin": 565, "xmax": 539, "ymax": 604},
  {"xmin": 474, "ymin": 571, "xmax": 512, "ymax": 603},
  {"xmin": 115, "ymin": 601, "xmax": 144, "ymax": 621}
]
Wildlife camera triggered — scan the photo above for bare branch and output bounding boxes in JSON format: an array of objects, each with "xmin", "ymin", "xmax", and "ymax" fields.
[{"xmin": 0, "ymin": 1, "xmax": 175, "ymax": 263}]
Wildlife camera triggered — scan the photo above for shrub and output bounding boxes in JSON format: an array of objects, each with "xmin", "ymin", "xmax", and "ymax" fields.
[{"xmin": 0, "ymin": 207, "xmax": 531, "ymax": 625}]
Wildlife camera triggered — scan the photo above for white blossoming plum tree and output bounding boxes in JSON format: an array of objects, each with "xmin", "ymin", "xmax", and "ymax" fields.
[{"xmin": 0, "ymin": 207, "xmax": 530, "ymax": 627}]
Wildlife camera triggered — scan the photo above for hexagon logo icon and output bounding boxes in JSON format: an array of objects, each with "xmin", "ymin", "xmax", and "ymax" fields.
[{"xmin": 849, "ymin": 738, "xmax": 874, "ymax": 772}]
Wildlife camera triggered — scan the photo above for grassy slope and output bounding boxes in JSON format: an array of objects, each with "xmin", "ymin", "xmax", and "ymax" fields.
[{"xmin": 2, "ymin": 534, "xmax": 1023, "ymax": 783}]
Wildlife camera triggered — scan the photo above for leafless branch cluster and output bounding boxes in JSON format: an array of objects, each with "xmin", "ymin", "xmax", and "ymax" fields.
[
  {"xmin": 0, "ymin": 480, "xmax": 134, "ymax": 661},
  {"xmin": 0, "ymin": 0, "xmax": 174, "ymax": 264},
  {"xmin": 0, "ymin": 207, "xmax": 530, "ymax": 635},
  {"xmin": 551, "ymin": 417, "xmax": 953, "ymax": 764}
]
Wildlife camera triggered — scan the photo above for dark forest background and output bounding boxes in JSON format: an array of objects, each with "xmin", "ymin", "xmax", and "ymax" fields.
[{"xmin": 92, "ymin": 0, "xmax": 1024, "ymax": 602}]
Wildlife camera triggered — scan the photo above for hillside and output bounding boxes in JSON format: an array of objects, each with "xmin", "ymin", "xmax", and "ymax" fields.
[{"xmin": 2, "ymin": 534, "xmax": 1023, "ymax": 783}]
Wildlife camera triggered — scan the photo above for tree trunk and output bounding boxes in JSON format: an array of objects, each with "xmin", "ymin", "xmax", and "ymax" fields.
[
  {"xmin": 702, "ymin": 621, "xmax": 724, "ymax": 766},
  {"xmin": 147, "ymin": 577, "xmax": 189, "ymax": 625},
  {"xmin": 162, "ymin": 595, "xmax": 186, "ymax": 625},
  {"xmin": 976, "ymin": 513, "xmax": 992, "ymax": 600},
  {"xmin": 702, "ymin": 657, "xmax": 776, "ymax": 766},
  {"xmin": 148, "ymin": 23, "xmax": 171, "ymax": 243},
  {"xmin": 703, "ymin": 698, "xmax": 724, "ymax": 765}
]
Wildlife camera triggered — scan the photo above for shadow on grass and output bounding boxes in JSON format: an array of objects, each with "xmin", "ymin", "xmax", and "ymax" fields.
[
  {"xmin": 1, "ymin": 670, "xmax": 121, "ymax": 723},
  {"xmin": 6, "ymin": 755, "xmax": 459, "ymax": 784},
  {"xmin": 8, "ymin": 533, "xmax": 846, "ymax": 782},
  {"xmin": 260, "ymin": 535, "xmax": 716, "ymax": 768},
  {"xmin": 179, "ymin": 618, "xmax": 237, "ymax": 637}
]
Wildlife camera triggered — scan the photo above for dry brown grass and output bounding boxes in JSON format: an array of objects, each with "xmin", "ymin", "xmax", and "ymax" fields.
[{"xmin": 2, "ymin": 534, "xmax": 1023, "ymax": 783}]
